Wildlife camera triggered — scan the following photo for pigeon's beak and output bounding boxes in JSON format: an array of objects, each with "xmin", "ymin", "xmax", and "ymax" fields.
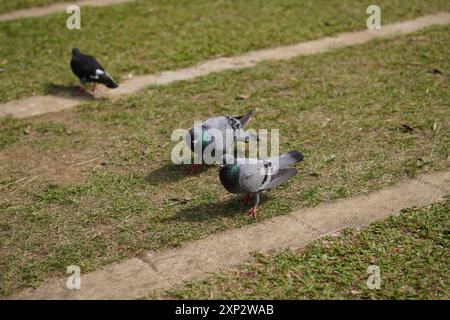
[{"xmin": 219, "ymin": 164, "xmax": 224, "ymax": 168}]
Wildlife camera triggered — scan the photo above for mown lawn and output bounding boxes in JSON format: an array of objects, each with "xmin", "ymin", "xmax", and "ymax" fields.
[
  {"xmin": 0, "ymin": 0, "xmax": 449, "ymax": 102},
  {"xmin": 153, "ymin": 196, "xmax": 450, "ymax": 299},
  {"xmin": 0, "ymin": 25, "xmax": 449, "ymax": 296}
]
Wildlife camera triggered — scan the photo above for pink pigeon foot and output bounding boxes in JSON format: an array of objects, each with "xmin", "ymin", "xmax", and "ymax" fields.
[{"xmin": 246, "ymin": 207, "xmax": 257, "ymax": 219}]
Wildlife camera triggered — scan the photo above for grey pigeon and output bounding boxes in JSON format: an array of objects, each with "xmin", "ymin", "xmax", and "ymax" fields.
[
  {"xmin": 185, "ymin": 111, "xmax": 258, "ymax": 172},
  {"xmin": 219, "ymin": 150, "xmax": 304, "ymax": 218},
  {"xmin": 70, "ymin": 48, "xmax": 118, "ymax": 94}
]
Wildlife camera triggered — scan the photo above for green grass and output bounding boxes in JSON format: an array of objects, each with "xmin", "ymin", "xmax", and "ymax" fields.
[
  {"xmin": 0, "ymin": 25, "xmax": 449, "ymax": 296},
  {"xmin": 0, "ymin": 0, "xmax": 68, "ymax": 14},
  {"xmin": 154, "ymin": 196, "xmax": 450, "ymax": 299},
  {"xmin": 0, "ymin": 0, "xmax": 449, "ymax": 102},
  {"xmin": 0, "ymin": 117, "xmax": 28, "ymax": 147}
]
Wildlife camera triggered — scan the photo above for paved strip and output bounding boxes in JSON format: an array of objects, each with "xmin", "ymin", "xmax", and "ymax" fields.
[
  {"xmin": 1, "ymin": 12, "xmax": 450, "ymax": 119},
  {"xmin": 14, "ymin": 170, "xmax": 450, "ymax": 299},
  {"xmin": 0, "ymin": 0, "xmax": 135, "ymax": 22}
]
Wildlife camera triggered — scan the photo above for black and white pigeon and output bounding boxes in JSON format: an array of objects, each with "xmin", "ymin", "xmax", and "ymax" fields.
[
  {"xmin": 70, "ymin": 48, "xmax": 118, "ymax": 94},
  {"xmin": 219, "ymin": 150, "xmax": 304, "ymax": 218},
  {"xmin": 185, "ymin": 111, "xmax": 258, "ymax": 173}
]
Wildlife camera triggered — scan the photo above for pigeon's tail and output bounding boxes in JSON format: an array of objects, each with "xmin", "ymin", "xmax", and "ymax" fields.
[
  {"xmin": 99, "ymin": 72, "xmax": 119, "ymax": 89},
  {"xmin": 105, "ymin": 80, "xmax": 119, "ymax": 89},
  {"xmin": 235, "ymin": 110, "xmax": 253, "ymax": 127},
  {"xmin": 277, "ymin": 150, "xmax": 304, "ymax": 169}
]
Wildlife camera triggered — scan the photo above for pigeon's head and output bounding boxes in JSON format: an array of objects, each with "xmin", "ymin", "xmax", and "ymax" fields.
[
  {"xmin": 72, "ymin": 48, "xmax": 81, "ymax": 56},
  {"xmin": 219, "ymin": 154, "xmax": 235, "ymax": 168},
  {"xmin": 189, "ymin": 126, "xmax": 214, "ymax": 151}
]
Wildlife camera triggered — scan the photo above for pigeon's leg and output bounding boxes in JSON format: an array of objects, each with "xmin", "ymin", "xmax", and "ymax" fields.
[
  {"xmin": 242, "ymin": 194, "xmax": 251, "ymax": 205},
  {"xmin": 246, "ymin": 193, "xmax": 260, "ymax": 218},
  {"xmin": 74, "ymin": 78, "xmax": 86, "ymax": 97},
  {"xmin": 189, "ymin": 156, "xmax": 202, "ymax": 173},
  {"xmin": 74, "ymin": 80, "xmax": 86, "ymax": 96},
  {"xmin": 189, "ymin": 163, "xmax": 201, "ymax": 173}
]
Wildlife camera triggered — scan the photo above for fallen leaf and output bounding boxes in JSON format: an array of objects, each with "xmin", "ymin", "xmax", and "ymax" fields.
[
  {"xmin": 325, "ymin": 154, "xmax": 336, "ymax": 163},
  {"xmin": 236, "ymin": 94, "xmax": 251, "ymax": 100},
  {"xmin": 169, "ymin": 197, "xmax": 191, "ymax": 204},
  {"xmin": 397, "ymin": 124, "xmax": 414, "ymax": 133},
  {"xmin": 429, "ymin": 68, "xmax": 443, "ymax": 75}
]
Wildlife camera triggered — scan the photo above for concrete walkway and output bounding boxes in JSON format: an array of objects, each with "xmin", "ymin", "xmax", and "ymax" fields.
[
  {"xmin": 0, "ymin": 0, "xmax": 135, "ymax": 22},
  {"xmin": 14, "ymin": 170, "xmax": 450, "ymax": 299},
  {"xmin": 1, "ymin": 12, "xmax": 449, "ymax": 119}
]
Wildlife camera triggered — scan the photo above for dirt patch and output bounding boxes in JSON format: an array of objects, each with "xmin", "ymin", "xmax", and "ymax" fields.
[
  {"xmin": 0, "ymin": 112, "xmax": 109, "ymax": 186},
  {"xmin": 0, "ymin": 0, "xmax": 135, "ymax": 22},
  {"xmin": 0, "ymin": 93, "xmax": 92, "ymax": 119},
  {"xmin": 2, "ymin": 146, "xmax": 104, "ymax": 186},
  {"xmin": 1, "ymin": 12, "xmax": 449, "ymax": 119},
  {"xmin": 13, "ymin": 170, "xmax": 450, "ymax": 299}
]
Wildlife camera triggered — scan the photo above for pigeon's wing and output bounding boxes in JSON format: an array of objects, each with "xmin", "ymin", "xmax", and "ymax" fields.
[
  {"xmin": 71, "ymin": 57, "xmax": 92, "ymax": 80},
  {"xmin": 205, "ymin": 115, "xmax": 241, "ymax": 133},
  {"xmin": 235, "ymin": 128, "xmax": 258, "ymax": 142},
  {"xmin": 92, "ymin": 69, "xmax": 118, "ymax": 88},
  {"xmin": 82, "ymin": 54, "xmax": 104, "ymax": 72},
  {"xmin": 238, "ymin": 161, "xmax": 267, "ymax": 193},
  {"xmin": 204, "ymin": 115, "xmax": 250, "ymax": 136},
  {"xmin": 83, "ymin": 55, "xmax": 118, "ymax": 88},
  {"xmin": 259, "ymin": 168, "xmax": 298, "ymax": 191},
  {"xmin": 203, "ymin": 116, "xmax": 233, "ymax": 133},
  {"xmin": 70, "ymin": 54, "xmax": 102, "ymax": 79}
]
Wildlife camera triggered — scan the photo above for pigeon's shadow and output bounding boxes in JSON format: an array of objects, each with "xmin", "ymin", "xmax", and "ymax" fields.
[
  {"xmin": 144, "ymin": 162, "xmax": 213, "ymax": 184},
  {"xmin": 166, "ymin": 197, "xmax": 246, "ymax": 222},
  {"xmin": 166, "ymin": 194, "xmax": 273, "ymax": 222},
  {"xmin": 43, "ymin": 83, "xmax": 95, "ymax": 101}
]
